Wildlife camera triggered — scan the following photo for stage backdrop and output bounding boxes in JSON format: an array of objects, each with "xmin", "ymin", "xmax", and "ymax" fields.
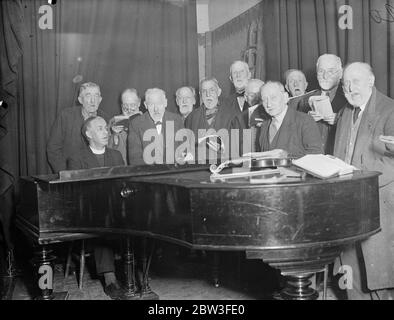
[
  {"xmin": 1, "ymin": 0, "xmax": 198, "ymax": 178},
  {"xmin": 262, "ymin": 0, "xmax": 394, "ymax": 95}
]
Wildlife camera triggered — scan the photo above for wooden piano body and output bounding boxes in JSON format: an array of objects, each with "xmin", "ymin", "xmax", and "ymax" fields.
[{"xmin": 16, "ymin": 164, "xmax": 381, "ymax": 299}]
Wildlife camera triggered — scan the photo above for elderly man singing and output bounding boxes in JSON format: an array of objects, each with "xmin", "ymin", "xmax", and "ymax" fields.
[{"xmin": 47, "ymin": 82, "xmax": 108, "ymax": 172}]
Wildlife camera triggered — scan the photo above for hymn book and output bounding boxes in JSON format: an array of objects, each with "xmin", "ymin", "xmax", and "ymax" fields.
[
  {"xmin": 309, "ymin": 95, "xmax": 334, "ymax": 117},
  {"xmin": 292, "ymin": 154, "xmax": 357, "ymax": 179}
]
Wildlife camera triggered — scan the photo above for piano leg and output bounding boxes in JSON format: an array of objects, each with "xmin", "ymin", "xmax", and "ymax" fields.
[
  {"xmin": 123, "ymin": 236, "xmax": 139, "ymax": 300},
  {"xmin": 211, "ymin": 251, "xmax": 220, "ymax": 288},
  {"xmin": 138, "ymin": 238, "xmax": 159, "ymax": 300},
  {"xmin": 33, "ymin": 245, "xmax": 69, "ymax": 300},
  {"xmin": 279, "ymin": 272, "xmax": 319, "ymax": 300}
]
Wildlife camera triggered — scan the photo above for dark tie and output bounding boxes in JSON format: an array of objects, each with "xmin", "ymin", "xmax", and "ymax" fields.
[
  {"xmin": 236, "ymin": 91, "xmax": 245, "ymax": 97},
  {"xmin": 155, "ymin": 121, "xmax": 162, "ymax": 126},
  {"xmin": 353, "ymin": 107, "xmax": 361, "ymax": 124}
]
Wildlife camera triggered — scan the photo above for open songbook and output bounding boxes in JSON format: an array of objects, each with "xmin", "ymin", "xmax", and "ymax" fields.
[
  {"xmin": 292, "ymin": 154, "xmax": 357, "ymax": 179},
  {"xmin": 308, "ymin": 95, "xmax": 334, "ymax": 117}
]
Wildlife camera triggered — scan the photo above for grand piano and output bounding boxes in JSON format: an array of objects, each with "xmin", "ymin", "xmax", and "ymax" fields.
[{"xmin": 16, "ymin": 164, "xmax": 381, "ymax": 300}]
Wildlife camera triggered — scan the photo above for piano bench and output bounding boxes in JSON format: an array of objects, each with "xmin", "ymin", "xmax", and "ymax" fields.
[{"xmin": 64, "ymin": 237, "xmax": 98, "ymax": 290}]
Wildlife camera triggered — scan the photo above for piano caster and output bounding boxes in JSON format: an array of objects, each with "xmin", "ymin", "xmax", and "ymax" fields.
[
  {"xmin": 279, "ymin": 273, "xmax": 319, "ymax": 300},
  {"xmin": 33, "ymin": 246, "xmax": 69, "ymax": 300},
  {"xmin": 211, "ymin": 252, "xmax": 220, "ymax": 288}
]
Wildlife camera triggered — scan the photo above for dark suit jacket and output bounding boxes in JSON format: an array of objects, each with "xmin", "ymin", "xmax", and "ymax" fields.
[
  {"xmin": 230, "ymin": 104, "xmax": 269, "ymax": 155},
  {"xmin": 224, "ymin": 92, "xmax": 249, "ymax": 115},
  {"xmin": 258, "ymin": 106, "xmax": 323, "ymax": 157},
  {"xmin": 47, "ymin": 106, "xmax": 108, "ymax": 172},
  {"xmin": 296, "ymin": 86, "xmax": 347, "ymax": 155},
  {"xmin": 334, "ymin": 87, "xmax": 394, "ymax": 290},
  {"xmin": 67, "ymin": 146, "xmax": 124, "ymax": 170},
  {"xmin": 185, "ymin": 103, "xmax": 237, "ymax": 160},
  {"xmin": 128, "ymin": 110, "xmax": 184, "ymax": 166}
]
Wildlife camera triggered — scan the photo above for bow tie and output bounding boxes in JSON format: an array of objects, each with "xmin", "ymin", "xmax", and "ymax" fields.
[
  {"xmin": 236, "ymin": 92, "xmax": 245, "ymax": 97},
  {"xmin": 155, "ymin": 121, "xmax": 162, "ymax": 126}
]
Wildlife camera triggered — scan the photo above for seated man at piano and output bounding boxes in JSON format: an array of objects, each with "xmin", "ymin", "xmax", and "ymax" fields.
[
  {"xmin": 127, "ymin": 88, "xmax": 184, "ymax": 166},
  {"xmin": 68, "ymin": 116, "xmax": 126, "ymax": 300},
  {"xmin": 47, "ymin": 82, "xmax": 108, "ymax": 173},
  {"xmin": 257, "ymin": 81, "xmax": 323, "ymax": 158}
]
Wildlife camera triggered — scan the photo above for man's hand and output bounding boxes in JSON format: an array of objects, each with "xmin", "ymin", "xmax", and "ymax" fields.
[
  {"xmin": 308, "ymin": 111, "xmax": 323, "ymax": 122},
  {"xmin": 323, "ymin": 113, "xmax": 337, "ymax": 125},
  {"xmin": 379, "ymin": 135, "xmax": 394, "ymax": 144}
]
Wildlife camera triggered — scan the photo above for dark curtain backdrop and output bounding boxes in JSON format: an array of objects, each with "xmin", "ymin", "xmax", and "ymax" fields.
[
  {"xmin": 263, "ymin": 0, "xmax": 394, "ymax": 96},
  {"xmin": 1, "ymin": 0, "xmax": 198, "ymax": 180}
]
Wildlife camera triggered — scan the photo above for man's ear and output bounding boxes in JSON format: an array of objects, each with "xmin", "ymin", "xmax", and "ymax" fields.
[
  {"xmin": 78, "ymin": 96, "xmax": 83, "ymax": 105},
  {"xmin": 368, "ymin": 75, "xmax": 375, "ymax": 88},
  {"xmin": 164, "ymin": 98, "xmax": 168, "ymax": 108},
  {"xmin": 229, "ymin": 75, "xmax": 233, "ymax": 83},
  {"xmin": 217, "ymin": 88, "xmax": 222, "ymax": 97},
  {"xmin": 86, "ymin": 129, "xmax": 92, "ymax": 140},
  {"xmin": 285, "ymin": 83, "xmax": 289, "ymax": 93}
]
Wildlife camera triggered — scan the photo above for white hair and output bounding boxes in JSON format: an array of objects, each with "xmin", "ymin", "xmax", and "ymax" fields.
[
  {"xmin": 230, "ymin": 60, "xmax": 250, "ymax": 74},
  {"xmin": 316, "ymin": 54, "xmax": 342, "ymax": 70},
  {"xmin": 343, "ymin": 62, "xmax": 375, "ymax": 79},
  {"xmin": 79, "ymin": 82, "xmax": 100, "ymax": 97},
  {"xmin": 199, "ymin": 77, "xmax": 221, "ymax": 92},
  {"xmin": 175, "ymin": 86, "xmax": 196, "ymax": 98},
  {"xmin": 121, "ymin": 88, "xmax": 140, "ymax": 102},
  {"xmin": 145, "ymin": 88, "xmax": 166, "ymax": 102}
]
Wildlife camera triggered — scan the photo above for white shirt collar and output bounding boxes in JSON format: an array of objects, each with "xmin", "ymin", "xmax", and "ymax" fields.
[
  {"xmin": 272, "ymin": 105, "xmax": 288, "ymax": 127},
  {"xmin": 89, "ymin": 145, "xmax": 106, "ymax": 154},
  {"xmin": 356, "ymin": 90, "xmax": 372, "ymax": 113}
]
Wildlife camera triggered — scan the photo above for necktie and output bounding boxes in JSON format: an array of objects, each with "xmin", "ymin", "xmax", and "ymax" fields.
[
  {"xmin": 269, "ymin": 118, "xmax": 278, "ymax": 144},
  {"xmin": 353, "ymin": 107, "xmax": 361, "ymax": 124},
  {"xmin": 155, "ymin": 121, "xmax": 162, "ymax": 134},
  {"xmin": 236, "ymin": 91, "xmax": 245, "ymax": 97}
]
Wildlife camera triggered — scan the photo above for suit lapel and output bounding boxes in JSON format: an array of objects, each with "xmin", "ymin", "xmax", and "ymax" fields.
[
  {"xmin": 352, "ymin": 88, "xmax": 379, "ymax": 159},
  {"xmin": 258, "ymin": 118, "xmax": 271, "ymax": 151},
  {"xmin": 271, "ymin": 107, "xmax": 294, "ymax": 148}
]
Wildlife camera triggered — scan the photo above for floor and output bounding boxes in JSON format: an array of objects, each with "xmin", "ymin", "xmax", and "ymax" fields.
[{"xmin": 2, "ymin": 242, "xmax": 344, "ymax": 300}]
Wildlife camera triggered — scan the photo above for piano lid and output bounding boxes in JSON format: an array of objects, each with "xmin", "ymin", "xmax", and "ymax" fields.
[{"xmin": 31, "ymin": 164, "xmax": 211, "ymax": 184}]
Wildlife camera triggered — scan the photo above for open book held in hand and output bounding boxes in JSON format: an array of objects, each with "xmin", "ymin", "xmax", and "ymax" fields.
[
  {"xmin": 309, "ymin": 95, "xmax": 334, "ymax": 118},
  {"xmin": 292, "ymin": 154, "xmax": 357, "ymax": 179}
]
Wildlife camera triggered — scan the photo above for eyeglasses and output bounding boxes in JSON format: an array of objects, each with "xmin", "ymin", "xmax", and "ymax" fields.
[{"xmin": 317, "ymin": 69, "xmax": 341, "ymax": 78}]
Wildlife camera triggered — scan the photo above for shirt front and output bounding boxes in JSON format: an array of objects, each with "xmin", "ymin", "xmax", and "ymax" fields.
[{"xmin": 272, "ymin": 105, "xmax": 288, "ymax": 130}]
